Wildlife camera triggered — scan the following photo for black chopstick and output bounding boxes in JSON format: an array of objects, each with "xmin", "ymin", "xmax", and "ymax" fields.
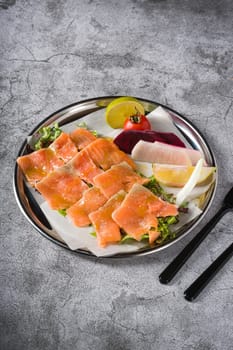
[
  {"xmin": 159, "ymin": 206, "xmax": 228, "ymax": 284},
  {"xmin": 184, "ymin": 242, "xmax": 233, "ymax": 301}
]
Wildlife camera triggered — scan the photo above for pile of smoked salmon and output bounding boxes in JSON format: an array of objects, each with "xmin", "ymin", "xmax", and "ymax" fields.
[{"xmin": 17, "ymin": 128, "xmax": 178, "ymax": 248}]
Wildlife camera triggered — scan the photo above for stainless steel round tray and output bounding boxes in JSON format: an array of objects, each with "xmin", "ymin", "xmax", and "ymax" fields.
[{"xmin": 13, "ymin": 96, "xmax": 217, "ymax": 258}]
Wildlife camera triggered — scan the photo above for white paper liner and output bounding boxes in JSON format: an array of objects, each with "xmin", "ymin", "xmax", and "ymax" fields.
[
  {"xmin": 27, "ymin": 105, "xmax": 211, "ymax": 256},
  {"xmin": 146, "ymin": 106, "xmax": 191, "ymax": 147}
]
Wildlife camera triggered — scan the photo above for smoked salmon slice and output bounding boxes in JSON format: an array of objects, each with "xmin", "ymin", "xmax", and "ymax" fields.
[
  {"xmin": 148, "ymin": 199, "xmax": 178, "ymax": 217},
  {"xmin": 112, "ymin": 184, "xmax": 178, "ymax": 244},
  {"xmin": 17, "ymin": 133, "xmax": 78, "ymax": 186},
  {"xmin": 93, "ymin": 162, "xmax": 149, "ymax": 199},
  {"xmin": 70, "ymin": 128, "xmax": 97, "ymax": 150},
  {"xmin": 35, "ymin": 166, "xmax": 88, "ymax": 210},
  {"xmin": 67, "ymin": 187, "xmax": 108, "ymax": 227},
  {"xmin": 70, "ymin": 149, "xmax": 103, "ymax": 185},
  {"xmin": 89, "ymin": 191, "xmax": 126, "ymax": 247},
  {"xmin": 49, "ymin": 132, "xmax": 77, "ymax": 162},
  {"xmin": 85, "ymin": 138, "xmax": 136, "ymax": 170},
  {"xmin": 17, "ymin": 148, "xmax": 64, "ymax": 186}
]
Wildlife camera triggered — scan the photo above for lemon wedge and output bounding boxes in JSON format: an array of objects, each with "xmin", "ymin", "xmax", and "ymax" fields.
[
  {"xmin": 152, "ymin": 163, "xmax": 216, "ymax": 187},
  {"xmin": 105, "ymin": 97, "xmax": 145, "ymax": 128}
]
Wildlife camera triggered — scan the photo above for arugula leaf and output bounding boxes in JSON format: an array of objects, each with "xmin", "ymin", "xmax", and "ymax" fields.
[
  {"xmin": 144, "ymin": 176, "xmax": 175, "ymax": 203},
  {"xmin": 120, "ymin": 235, "xmax": 135, "ymax": 244},
  {"xmin": 34, "ymin": 123, "xmax": 62, "ymax": 150},
  {"xmin": 156, "ymin": 217, "xmax": 178, "ymax": 243},
  {"xmin": 90, "ymin": 232, "xmax": 97, "ymax": 237},
  {"xmin": 57, "ymin": 209, "xmax": 67, "ymax": 217},
  {"xmin": 120, "ymin": 233, "xmax": 149, "ymax": 244}
]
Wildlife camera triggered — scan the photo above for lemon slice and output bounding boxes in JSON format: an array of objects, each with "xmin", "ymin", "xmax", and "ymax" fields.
[
  {"xmin": 105, "ymin": 97, "xmax": 145, "ymax": 128},
  {"xmin": 152, "ymin": 164, "xmax": 216, "ymax": 187}
]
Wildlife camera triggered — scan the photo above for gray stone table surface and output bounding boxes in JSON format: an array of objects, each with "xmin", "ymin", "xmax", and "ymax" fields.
[{"xmin": 1, "ymin": 1, "xmax": 233, "ymax": 349}]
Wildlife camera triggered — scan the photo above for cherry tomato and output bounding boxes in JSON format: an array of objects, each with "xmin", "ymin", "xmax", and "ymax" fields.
[{"xmin": 123, "ymin": 114, "xmax": 151, "ymax": 131}]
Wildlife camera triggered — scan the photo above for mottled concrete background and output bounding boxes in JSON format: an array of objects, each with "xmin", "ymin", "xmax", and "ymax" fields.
[{"xmin": 1, "ymin": 0, "xmax": 233, "ymax": 349}]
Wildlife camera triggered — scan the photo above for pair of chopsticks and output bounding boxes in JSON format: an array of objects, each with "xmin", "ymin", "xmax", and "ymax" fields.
[{"xmin": 159, "ymin": 187, "xmax": 233, "ymax": 301}]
